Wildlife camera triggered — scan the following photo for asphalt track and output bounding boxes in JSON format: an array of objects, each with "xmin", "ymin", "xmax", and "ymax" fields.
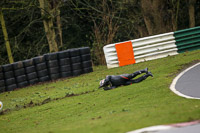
[
  {"xmin": 170, "ymin": 62, "xmax": 200, "ymax": 99},
  {"xmin": 127, "ymin": 121, "xmax": 200, "ymax": 133},
  {"xmin": 156, "ymin": 124, "xmax": 200, "ymax": 133}
]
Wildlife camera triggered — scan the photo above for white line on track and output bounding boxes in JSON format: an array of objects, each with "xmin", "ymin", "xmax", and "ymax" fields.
[{"xmin": 170, "ymin": 62, "xmax": 200, "ymax": 100}]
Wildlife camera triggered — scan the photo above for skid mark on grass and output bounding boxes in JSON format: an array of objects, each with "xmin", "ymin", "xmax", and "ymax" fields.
[{"xmin": 0, "ymin": 89, "xmax": 96, "ymax": 115}]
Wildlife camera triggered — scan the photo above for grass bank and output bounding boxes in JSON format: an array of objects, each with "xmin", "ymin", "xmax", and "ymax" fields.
[{"xmin": 0, "ymin": 50, "xmax": 200, "ymax": 133}]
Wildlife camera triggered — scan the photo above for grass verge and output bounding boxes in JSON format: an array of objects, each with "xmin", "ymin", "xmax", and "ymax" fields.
[{"xmin": 0, "ymin": 50, "xmax": 200, "ymax": 133}]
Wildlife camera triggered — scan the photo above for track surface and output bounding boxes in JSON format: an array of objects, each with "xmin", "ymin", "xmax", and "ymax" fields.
[
  {"xmin": 156, "ymin": 124, "xmax": 200, "ymax": 133},
  {"xmin": 127, "ymin": 121, "xmax": 200, "ymax": 133},
  {"xmin": 170, "ymin": 62, "xmax": 200, "ymax": 99}
]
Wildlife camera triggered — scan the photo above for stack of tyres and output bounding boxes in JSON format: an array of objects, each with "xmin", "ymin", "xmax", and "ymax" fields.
[
  {"xmin": 23, "ymin": 59, "xmax": 39, "ymax": 85},
  {"xmin": 79, "ymin": 47, "xmax": 93, "ymax": 73},
  {"xmin": 2, "ymin": 64, "xmax": 17, "ymax": 91},
  {"xmin": 58, "ymin": 50, "xmax": 72, "ymax": 78},
  {"xmin": 13, "ymin": 61, "xmax": 28, "ymax": 88},
  {"xmin": 70, "ymin": 49, "xmax": 82, "ymax": 76},
  {"xmin": 0, "ymin": 66, "xmax": 5, "ymax": 93},
  {"xmin": 45, "ymin": 53, "xmax": 60, "ymax": 80},
  {"xmin": 33, "ymin": 56, "xmax": 49, "ymax": 82}
]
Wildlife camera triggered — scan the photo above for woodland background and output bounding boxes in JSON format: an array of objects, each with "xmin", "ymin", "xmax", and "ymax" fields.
[{"xmin": 0, "ymin": 0, "xmax": 199, "ymax": 65}]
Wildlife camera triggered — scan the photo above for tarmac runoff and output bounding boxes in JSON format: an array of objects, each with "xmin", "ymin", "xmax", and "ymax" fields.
[{"xmin": 170, "ymin": 62, "xmax": 200, "ymax": 99}]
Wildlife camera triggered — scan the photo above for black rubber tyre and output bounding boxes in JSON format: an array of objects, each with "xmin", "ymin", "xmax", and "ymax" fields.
[
  {"xmin": 2, "ymin": 64, "xmax": 13, "ymax": 72},
  {"xmin": 69, "ymin": 49, "xmax": 80, "ymax": 57},
  {"xmin": 71, "ymin": 56, "xmax": 81, "ymax": 64},
  {"xmin": 59, "ymin": 58, "xmax": 70, "ymax": 66},
  {"xmin": 36, "ymin": 62, "xmax": 47, "ymax": 71},
  {"xmin": 14, "ymin": 68, "xmax": 25, "ymax": 77},
  {"xmin": 72, "ymin": 63, "xmax": 82, "ymax": 70},
  {"xmin": 82, "ymin": 61, "xmax": 92, "ymax": 68},
  {"xmin": 0, "ymin": 72, "xmax": 4, "ymax": 80},
  {"xmin": 49, "ymin": 67, "xmax": 59, "ymax": 74},
  {"xmin": 44, "ymin": 53, "xmax": 58, "ymax": 61},
  {"xmin": 79, "ymin": 47, "xmax": 90, "ymax": 55},
  {"xmin": 47, "ymin": 60, "xmax": 58, "ymax": 68},
  {"xmin": 5, "ymin": 78, "xmax": 16, "ymax": 86},
  {"xmin": 39, "ymin": 76, "xmax": 50, "ymax": 82},
  {"xmin": 6, "ymin": 84, "xmax": 17, "ymax": 91},
  {"xmin": 0, "ymin": 80, "xmax": 5, "ymax": 87},
  {"xmin": 25, "ymin": 66, "xmax": 36, "ymax": 74},
  {"xmin": 4, "ymin": 71, "xmax": 14, "ymax": 79},
  {"xmin": 81, "ymin": 54, "xmax": 91, "ymax": 61},
  {"xmin": 13, "ymin": 61, "xmax": 24, "ymax": 70},
  {"xmin": 0, "ymin": 66, "xmax": 2, "ymax": 72},
  {"xmin": 72, "ymin": 69, "xmax": 82, "ymax": 76},
  {"xmin": 37, "ymin": 69, "xmax": 48, "ymax": 77},
  {"xmin": 28, "ymin": 78, "xmax": 39, "ymax": 85},
  {"xmin": 0, "ymin": 86, "xmax": 6, "ymax": 93},
  {"xmin": 27, "ymin": 72, "xmax": 37, "ymax": 80},
  {"xmin": 23, "ymin": 59, "xmax": 34, "ymax": 67},
  {"xmin": 58, "ymin": 50, "xmax": 69, "ymax": 59},
  {"xmin": 60, "ymin": 65, "xmax": 71, "ymax": 72},
  {"xmin": 83, "ymin": 67, "xmax": 93, "ymax": 73},
  {"xmin": 33, "ymin": 56, "xmax": 45, "ymax": 64},
  {"xmin": 16, "ymin": 75, "xmax": 27, "ymax": 83},
  {"xmin": 60, "ymin": 72, "xmax": 72, "ymax": 78},
  {"xmin": 50, "ymin": 73, "xmax": 60, "ymax": 80},
  {"xmin": 17, "ymin": 81, "xmax": 28, "ymax": 88}
]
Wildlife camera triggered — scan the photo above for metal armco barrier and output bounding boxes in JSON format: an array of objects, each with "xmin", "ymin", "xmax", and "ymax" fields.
[
  {"xmin": 104, "ymin": 26, "xmax": 200, "ymax": 69},
  {"xmin": 174, "ymin": 26, "xmax": 200, "ymax": 53},
  {"xmin": 0, "ymin": 47, "xmax": 93, "ymax": 93}
]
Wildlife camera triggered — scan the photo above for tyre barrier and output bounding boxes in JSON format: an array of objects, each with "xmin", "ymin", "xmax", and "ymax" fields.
[
  {"xmin": 45, "ymin": 53, "xmax": 60, "ymax": 80},
  {"xmin": 2, "ymin": 64, "xmax": 16, "ymax": 91},
  {"xmin": 69, "ymin": 48, "xmax": 83, "ymax": 76},
  {"xmin": 13, "ymin": 61, "xmax": 28, "ymax": 89},
  {"xmin": 23, "ymin": 59, "xmax": 39, "ymax": 85},
  {"xmin": 0, "ymin": 47, "xmax": 93, "ymax": 93},
  {"xmin": 80, "ymin": 48, "xmax": 93, "ymax": 74},
  {"xmin": 58, "ymin": 50, "xmax": 72, "ymax": 78},
  {"xmin": 0, "ymin": 66, "xmax": 5, "ymax": 93},
  {"xmin": 33, "ymin": 56, "xmax": 50, "ymax": 82}
]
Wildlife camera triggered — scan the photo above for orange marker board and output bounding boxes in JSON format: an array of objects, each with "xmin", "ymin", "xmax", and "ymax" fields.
[{"xmin": 115, "ymin": 41, "xmax": 135, "ymax": 67}]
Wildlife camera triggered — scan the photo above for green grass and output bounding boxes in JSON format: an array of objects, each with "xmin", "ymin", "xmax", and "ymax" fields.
[{"xmin": 0, "ymin": 50, "xmax": 200, "ymax": 133}]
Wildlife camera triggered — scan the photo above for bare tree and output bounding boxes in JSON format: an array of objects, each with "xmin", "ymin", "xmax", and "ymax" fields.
[
  {"xmin": 38, "ymin": 0, "xmax": 61, "ymax": 52},
  {"xmin": 141, "ymin": 0, "xmax": 173, "ymax": 35},
  {"xmin": 91, "ymin": 0, "xmax": 119, "ymax": 65},
  {"xmin": 188, "ymin": 0, "xmax": 196, "ymax": 27},
  {"xmin": 0, "ymin": 8, "xmax": 14, "ymax": 63},
  {"xmin": 170, "ymin": 0, "xmax": 180, "ymax": 31}
]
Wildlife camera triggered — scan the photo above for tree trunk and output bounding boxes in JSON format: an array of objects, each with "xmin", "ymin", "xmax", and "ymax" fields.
[
  {"xmin": 188, "ymin": 0, "xmax": 196, "ymax": 27},
  {"xmin": 137, "ymin": 25, "xmax": 148, "ymax": 38},
  {"xmin": 92, "ymin": 0, "xmax": 119, "ymax": 65},
  {"xmin": 141, "ymin": 0, "xmax": 153, "ymax": 35},
  {"xmin": 56, "ymin": 9, "xmax": 63, "ymax": 48},
  {"xmin": 53, "ymin": 1, "xmax": 63, "ymax": 48},
  {"xmin": 38, "ymin": 0, "xmax": 58, "ymax": 52},
  {"xmin": 175, "ymin": 0, "xmax": 180, "ymax": 30},
  {"xmin": 51, "ymin": 0, "xmax": 63, "ymax": 49},
  {"xmin": 0, "ymin": 9, "xmax": 14, "ymax": 63},
  {"xmin": 141, "ymin": 0, "xmax": 172, "ymax": 35}
]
